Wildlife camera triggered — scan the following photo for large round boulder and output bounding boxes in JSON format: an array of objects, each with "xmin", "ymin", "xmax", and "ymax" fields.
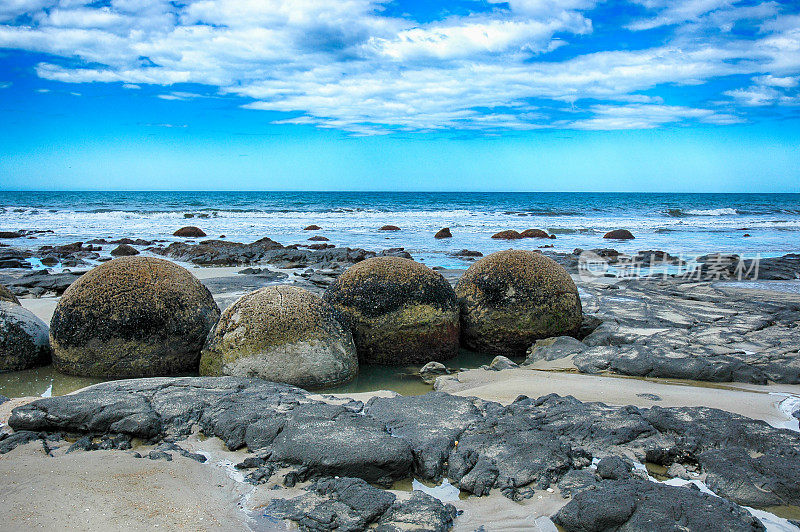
[
  {"xmin": 456, "ymin": 250, "xmax": 582, "ymax": 356},
  {"xmin": 0, "ymin": 283, "xmax": 20, "ymax": 305},
  {"xmin": 200, "ymin": 286, "xmax": 357, "ymax": 389},
  {"xmin": 603, "ymin": 229, "xmax": 635, "ymax": 240},
  {"xmin": 173, "ymin": 226, "xmax": 206, "ymax": 238},
  {"xmin": 0, "ymin": 301, "xmax": 50, "ymax": 372},
  {"xmin": 324, "ymin": 257, "xmax": 460, "ymax": 365},
  {"xmin": 50, "ymin": 257, "xmax": 220, "ymax": 377}
]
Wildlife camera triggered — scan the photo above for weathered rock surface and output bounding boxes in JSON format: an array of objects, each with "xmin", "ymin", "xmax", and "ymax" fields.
[
  {"xmin": 151, "ymin": 237, "xmax": 283, "ymax": 265},
  {"xmin": 50, "ymin": 257, "xmax": 220, "ymax": 377},
  {"xmin": 554, "ymin": 479, "xmax": 765, "ymax": 532},
  {"xmin": 0, "ymin": 247, "xmax": 32, "ymax": 269},
  {"xmin": 570, "ymin": 279, "xmax": 800, "ymax": 384},
  {"xmin": 520, "ymin": 229, "xmax": 550, "ymax": 238},
  {"xmin": 456, "ymin": 250, "xmax": 583, "ymax": 356},
  {"xmin": 379, "ymin": 225, "xmax": 401, "ymax": 231},
  {"xmin": 0, "ymin": 300, "xmax": 50, "ymax": 372},
  {"xmin": 324, "ymin": 257, "xmax": 460, "ymax": 365},
  {"xmin": 200, "ymin": 285, "xmax": 358, "ymax": 389},
  {"xmin": 491, "ymin": 230, "xmax": 524, "ymax": 240},
  {"xmin": 0, "ymin": 282, "xmax": 20, "ymax": 304},
  {"xmin": 419, "ymin": 361, "xmax": 449, "ymax": 384},
  {"xmin": 6, "ymin": 378, "xmax": 800, "ymax": 523},
  {"xmin": 0, "ymin": 270, "xmax": 83, "ymax": 297}
]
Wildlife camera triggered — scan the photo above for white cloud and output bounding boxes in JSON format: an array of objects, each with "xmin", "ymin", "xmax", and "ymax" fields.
[{"xmin": 0, "ymin": 0, "xmax": 797, "ymax": 133}]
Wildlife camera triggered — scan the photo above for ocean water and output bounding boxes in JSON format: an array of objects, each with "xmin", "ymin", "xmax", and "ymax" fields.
[{"xmin": 1, "ymin": 191, "xmax": 799, "ymax": 268}]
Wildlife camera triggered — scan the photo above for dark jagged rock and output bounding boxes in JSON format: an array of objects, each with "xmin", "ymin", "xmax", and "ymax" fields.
[
  {"xmin": 0, "ymin": 231, "xmax": 24, "ymax": 239},
  {"xmin": 0, "ymin": 271, "xmax": 82, "ymax": 297},
  {"xmin": 374, "ymin": 491, "xmax": 458, "ymax": 532},
  {"xmin": 595, "ymin": 456, "xmax": 633, "ymax": 480},
  {"xmin": 110, "ymin": 243, "xmax": 139, "ymax": 256},
  {"xmin": 456, "ymin": 250, "xmax": 583, "ymax": 357},
  {"xmin": 263, "ymin": 477, "xmax": 396, "ymax": 532},
  {"xmin": 448, "ymin": 249, "xmax": 482, "ymax": 259},
  {"xmin": 324, "ymin": 257, "xmax": 460, "ymax": 365},
  {"xmin": 366, "ymin": 392, "xmax": 481, "ymax": 479},
  {"xmin": 0, "ymin": 301, "xmax": 51, "ymax": 372},
  {"xmin": 434, "ymin": 227, "xmax": 452, "ymax": 239},
  {"xmin": 553, "ymin": 479, "xmax": 765, "ymax": 532},
  {"xmin": 308, "ymin": 235, "xmax": 329, "ymax": 241},
  {"xmin": 151, "ymin": 237, "xmax": 283, "ymax": 266},
  {"xmin": 603, "ymin": 229, "xmax": 635, "ymax": 240},
  {"xmin": 8, "ymin": 380, "xmax": 800, "ymax": 511},
  {"xmin": 0, "ymin": 247, "xmax": 32, "ymax": 269},
  {"xmin": 525, "ymin": 336, "xmax": 587, "ymax": 363},
  {"xmin": 173, "ymin": 226, "xmax": 206, "ymax": 238}
]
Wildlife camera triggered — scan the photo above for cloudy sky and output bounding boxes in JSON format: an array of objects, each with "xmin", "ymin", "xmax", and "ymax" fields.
[{"xmin": 1, "ymin": 0, "xmax": 799, "ymax": 191}]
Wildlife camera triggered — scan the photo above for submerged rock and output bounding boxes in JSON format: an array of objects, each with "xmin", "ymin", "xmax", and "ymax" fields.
[
  {"xmin": 200, "ymin": 285, "xmax": 358, "ymax": 389},
  {"xmin": 379, "ymin": 225, "xmax": 401, "ymax": 231},
  {"xmin": 491, "ymin": 230, "xmax": 524, "ymax": 240},
  {"xmin": 419, "ymin": 361, "xmax": 449, "ymax": 384},
  {"xmin": 324, "ymin": 257, "xmax": 460, "ymax": 365},
  {"xmin": 0, "ymin": 300, "xmax": 50, "ymax": 372},
  {"xmin": 434, "ymin": 227, "xmax": 452, "ymax": 239},
  {"xmin": 50, "ymin": 257, "xmax": 220, "ymax": 377},
  {"xmin": 456, "ymin": 250, "xmax": 583, "ymax": 356},
  {"xmin": 603, "ymin": 229, "xmax": 635, "ymax": 240},
  {"xmin": 173, "ymin": 226, "xmax": 206, "ymax": 238}
]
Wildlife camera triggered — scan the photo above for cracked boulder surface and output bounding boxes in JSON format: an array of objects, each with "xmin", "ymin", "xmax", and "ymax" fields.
[
  {"xmin": 5, "ymin": 377, "xmax": 800, "ymax": 526},
  {"xmin": 526, "ymin": 277, "xmax": 800, "ymax": 384}
]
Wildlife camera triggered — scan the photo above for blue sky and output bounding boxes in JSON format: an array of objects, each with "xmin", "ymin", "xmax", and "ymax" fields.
[{"xmin": 1, "ymin": 0, "xmax": 799, "ymax": 192}]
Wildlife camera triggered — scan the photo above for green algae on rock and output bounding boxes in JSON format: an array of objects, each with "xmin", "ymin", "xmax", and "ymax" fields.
[
  {"xmin": 456, "ymin": 249, "xmax": 582, "ymax": 356},
  {"xmin": 200, "ymin": 285, "xmax": 358, "ymax": 389},
  {"xmin": 324, "ymin": 256, "xmax": 460, "ymax": 365},
  {"xmin": 0, "ymin": 301, "xmax": 51, "ymax": 372},
  {"xmin": 50, "ymin": 256, "xmax": 220, "ymax": 378}
]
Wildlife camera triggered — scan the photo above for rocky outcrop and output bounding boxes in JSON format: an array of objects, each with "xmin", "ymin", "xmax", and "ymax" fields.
[
  {"xmin": 448, "ymin": 249, "xmax": 482, "ymax": 259},
  {"xmin": 50, "ymin": 257, "xmax": 220, "ymax": 378},
  {"xmin": 0, "ymin": 271, "xmax": 82, "ymax": 297},
  {"xmin": 379, "ymin": 225, "xmax": 401, "ymax": 231},
  {"xmin": 324, "ymin": 257, "xmax": 460, "ymax": 365},
  {"xmin": 304, "ymin": 225, "xmax": 322, "ymax": 231},
  {"xmin": 434, "ymin": 228, "xmax": 452, "ymax": 239},
  {"xmin": 200, "ymin": 286, "xmax": 358, "ymax": 389},
  {"xmin": 520, "ymin": 229, "xmax": 550, "ymax": 238},
  {"xmin": 173, "ymin": 226, "xmax": 206, "ymax": 237},
  {"xmin": 110, "ymin": 243, "xmax": 139, "ymax": 256},
  {"xmin": 603, "ymin": 229, "xmax": 635, "ymax": 240},
  {"xmin": 0, "ymin": 300, "xmax": 50, "ymax": 372},
  {"xmin": 0, "ymin": 283, "xmax": 20, "ymax": 304},
  {"xmin": 456, "ymin": 250, "xmax": 583, "ymax": 356}
]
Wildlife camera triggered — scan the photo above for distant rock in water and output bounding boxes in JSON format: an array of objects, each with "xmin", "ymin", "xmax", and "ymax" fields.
[
  {"xmin": 110, "ymin": 243, "xmax": 139, "ymax": 256},
  {"xmin": 603, "ymin": 229, "xmax": 635, "ymax": 240},
  {"xmin": 200, "ymin": 285, "xmax": 358, "ymax": 389},
  {"xmin": 304, "ymin": 225, "xmax": 322, "ymax": 231},
  {"xmin": 491, "ymin": 230, "xmax": 524, "ymax": 240},
  {"xmin": 434, "ymin": 227, "xmax": 452, "ymax": 239},
  {"xmin": 173, "ymin": 226, "xmax": 207, "ymax": 238},
  {"xmin": 379, "ymin": 225, "xmax": 401, "ymax": 231},
  {"xmin": 0, "ymin": 283, "xmax": 20, "ymax": 305},
  {"xmin": 449, "ymin": 249, "xmax": 483, "ymax": 259},
  {"xmin": 0, "ymin": 231, "xmax": 23, "ymax": 239},
  {"xmin": 308, "ymin": 235, "xmax": 329, "ymax": 241},
  {"xmin": 325, "ymin": 257, "xmax": 460, "ymax": 365},
  {"xmin": 50, "ymin": 257, "xmax": 220, "ymax": 378},
  {"xmin": 0, "ymin": 301, "xmax": 51, "ymax": 372},
  {"xmin": 520, "ymin": 229, "xmax": 550, "ymax": 238},
  {"xmin": 456, "ymin": 250, "xmax": 582, "ymax": 356}
]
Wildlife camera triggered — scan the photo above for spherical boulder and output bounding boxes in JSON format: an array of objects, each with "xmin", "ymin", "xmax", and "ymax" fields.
[
  {"xmin": 200, "ymin": 286, "xmax": 357, "ymax": 389},
  {"xmin": 324, "ymin": 257, "xmax": 460, "ymax": 365},
  {"xmin": 456, "ymin": 250, "xmax": 582, "ymax": 356},
  {"xmin": 173, "ymin": 226, "xmax": 206, "ymax": 238},
  {"xmin": 0, "ymin": 301, "xmax": 50, "ymax": 372},
  {"xmin": 603, "ymin": 229, "xmax": 634, "ymax": 240},
  {"xmin": 50, "ymin": 257, "xmax": 220, "ymax": 378},
  {"xmin": 0, "ymin": 283, "xmax": 20, "ymax": 305}
]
